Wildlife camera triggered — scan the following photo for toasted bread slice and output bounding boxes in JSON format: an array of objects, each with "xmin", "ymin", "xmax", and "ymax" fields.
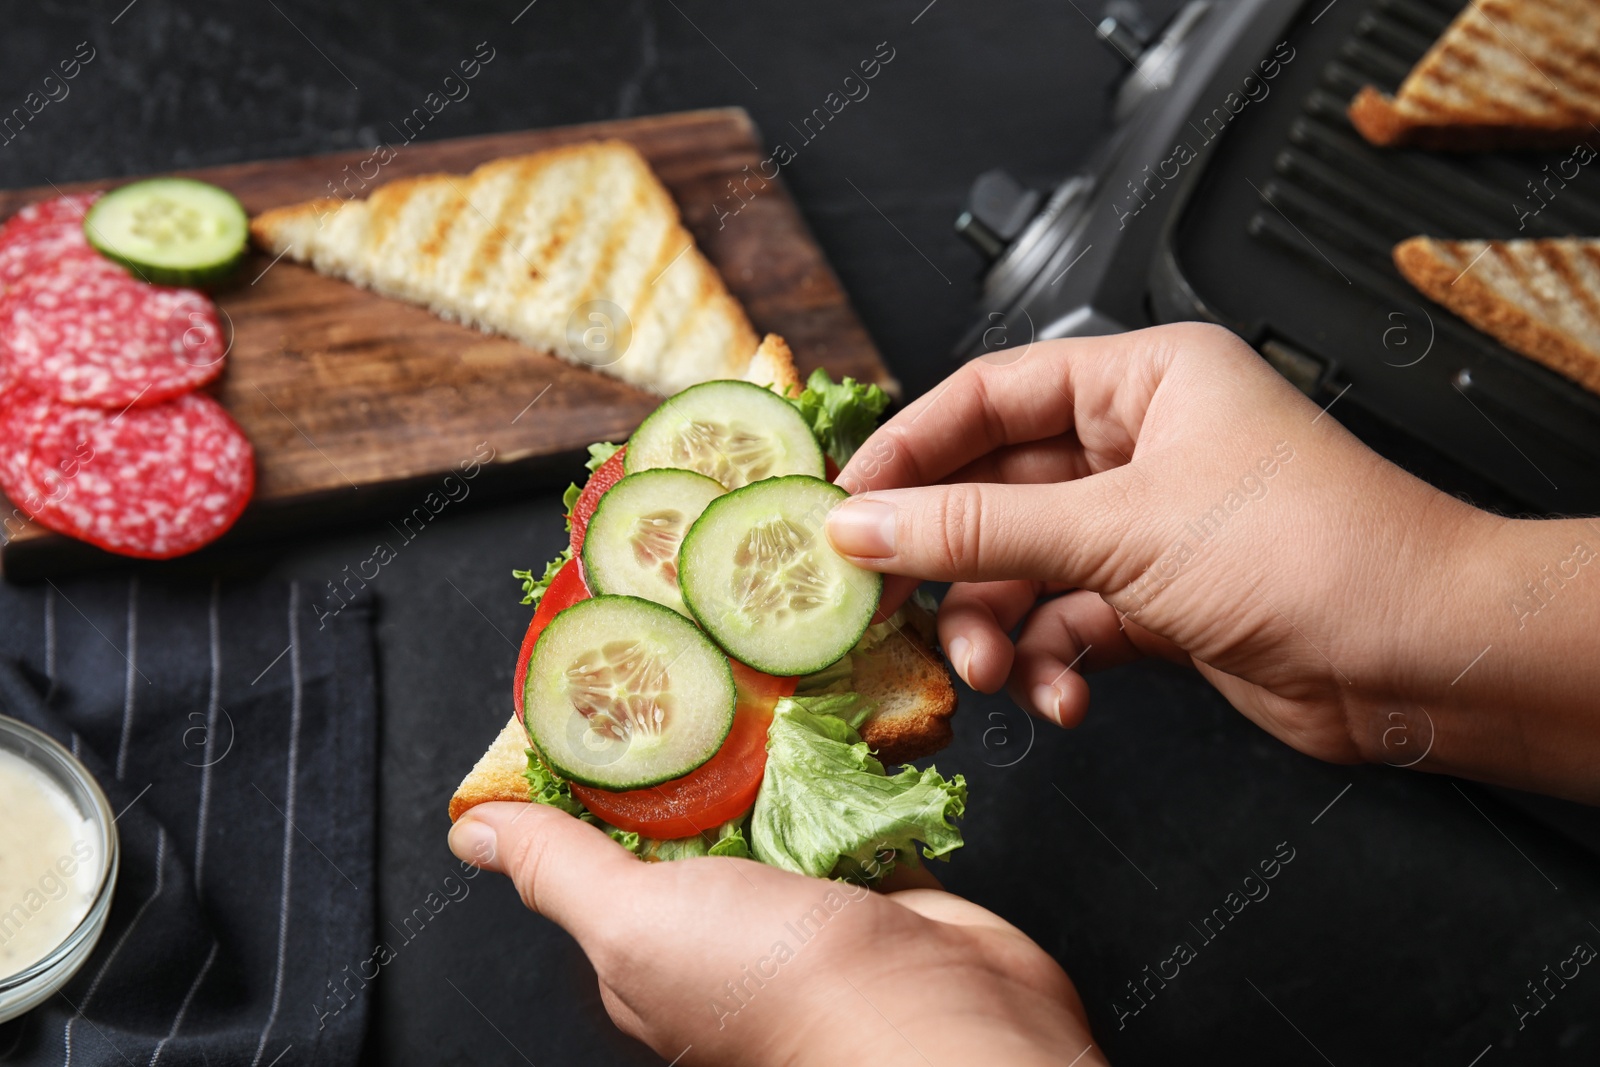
[
  {"xmin": 1348, "ymin": 0, "xmax": 1600, "ymax": 150},
  {"xmin": 448, "ymin": 601, "xmax": 957, "ymax": 822},
  {"xmin": 1395, "ymin": 235, "xmax": 1600, "ymax": 392},
  {"xmin": 742, "ymin": 333, "xmax": 801, "ymax": 396},
  {"xmin": 250, "ymin": 140, "xmax": 772, "ymax": 395}
]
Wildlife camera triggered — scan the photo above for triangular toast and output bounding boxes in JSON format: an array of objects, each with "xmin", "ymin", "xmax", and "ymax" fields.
[
  {"xmin": 1395, "ymin": 235, "xmax": 1600, "ymax": 392},
  {"xmin": 250, "ymin": 140, "xmax": 773, "ymax": 395},
  {"xmin": 1348, "ymin": 0, "xmax": 1600, "ymax": 150},
  {"xmin": 449, "ymin": 601, "xmax": 957, "ymax": 822}
]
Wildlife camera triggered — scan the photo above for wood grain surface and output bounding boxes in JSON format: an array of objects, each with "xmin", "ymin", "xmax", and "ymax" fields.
[{"xmin": 0, "ymin": 108, "xmax": 891, "ymax": 578}]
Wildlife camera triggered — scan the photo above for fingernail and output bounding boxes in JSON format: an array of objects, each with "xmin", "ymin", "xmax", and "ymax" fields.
[
  {"xmin": 826, "ymin": 498, "xmax": 897, "ymax": 558},
  {"xmin": 1031, "ymin": 683, "xmax": 1065, "ymax": 724},
  {"xmin": 946, "ymin": 635, "xmax": 973, "ymax": 686},
  {"xmin": 449, "ymin": 816, "xmax": 499, "ymax": 869}
]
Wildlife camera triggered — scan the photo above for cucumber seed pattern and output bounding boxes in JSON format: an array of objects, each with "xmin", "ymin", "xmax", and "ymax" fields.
[
  {"xmin": 632, "ymin": 509, "xmax": 688, "ymax": 582},
  {"xmin": 733, "ymin": 516, "xmax": 833, "ymax": 621},
  {"xmin": 672, "ymin": 419, "xmax": 777, "ymax": 488},
  {"xmin": 130, "ymin": 195, "xmax": 208, "ymax": 246},
  {"xmin": 565, "ymin": 640, "xmax": 672, "ymax": 742}
]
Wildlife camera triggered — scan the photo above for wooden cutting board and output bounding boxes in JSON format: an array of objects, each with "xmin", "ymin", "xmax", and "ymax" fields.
[{"xmin": 0, "ymin": 108, "xmax": 892, "ymax": 579}]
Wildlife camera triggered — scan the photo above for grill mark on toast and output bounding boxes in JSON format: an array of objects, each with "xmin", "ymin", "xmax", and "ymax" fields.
[
  {"xmin": 521, "ymin": 153, "xmax": 599, "ymax": 293},
  {"xmin": 1500, "ymin": 243, "xmax": 1567, "ymax": 330},
  {"xmin": 1581, "ymin": 243, "xmax": 1600, "ymax": 295},
  {"xmin": 625, "ymin": 219, "xmax": 688, "ymax": 359},
  {"xmin": 665, "ymin": 258, "xmax": 725, "ymax": 362},
  {"xmin": 1351, "ymin": 0, "xmax": 1600, "ymax": 147},
  {"xmin": 1540, "ymin": 243, "xmax": 1600, "ymax": 332},
  {"xmin": 1486, "ymin": 2, "xmax": 1600, "ymax": 99},
  {"xmin": 1397, "ymin": 235, "xmax": 1600, "ymax": 394},
  {"xmin": 1428, "ymin": 239, "xmax": 1465, "ymax": 277},
  {"xmin": 420, "ymin": 183, "xmax": 471, "ymax": 266},
  {"xmin": 1574, "ymin": 246, "xmax": 1600, "ymax": 349},
  {"xmin": 364, "ymin": 178, "xmax": 425, "ymax": 259},
  {"xmin": 249, "ymin": 140, "xmax": 764, "ymax": 395},
  {"xmin": 1431, "ymin": 23, "xmax": 1562, "ymax": 121},
  {"xmin": 466, "ymin": 156, "xmax": 546, "ymax": 291},
  {"xmin": 573, "ymin": 165, "xmax": 646, "ymax": 311}
]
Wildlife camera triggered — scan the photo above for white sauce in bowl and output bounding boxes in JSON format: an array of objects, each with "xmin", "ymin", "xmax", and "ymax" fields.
[{"xmin": 0, "ymin": 749, "xmax": 100, "ymax": 980}]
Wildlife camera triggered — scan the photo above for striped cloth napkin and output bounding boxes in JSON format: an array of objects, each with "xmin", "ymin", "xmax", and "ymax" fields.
[{"xmin": 0, "ymin": 577, "xmax": 376, "ymax": 1067}]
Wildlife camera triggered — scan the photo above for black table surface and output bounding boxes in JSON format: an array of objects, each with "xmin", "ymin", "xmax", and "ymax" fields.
[{"xmin": 4, "ymin": 2, "xmax": 1599, "ymax": 1064}]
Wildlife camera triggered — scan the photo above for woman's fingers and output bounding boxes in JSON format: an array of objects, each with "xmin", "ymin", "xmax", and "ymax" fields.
[
  {"xmin": 876, "ymin": 862, "xmax": 944, "ymax": 892},
  {"xmin": 937, "ymin": 580, "xmax": 1039, "ymax": 691},
  {"xmin": 1003, "ymin": 591, "xmax": 1183, "ymax": 726},
  {"xmin": 873, "ymin": 574, "xmax": 924, "ymax": 622},
  {"xmin": 881, "ymin": 888, "xmax": 1032, "ymax": 937},
  {"xmin": 827, "ymin": 470, "xmax": 1164, "ymax": 591},
  {"xmin": 836, "ymin": 330, "xmax": 1177, "ymax": 497},
  {"xmin": 449, "ymin": 802, "xmax": 647, "ymax": 945},
  {"xmin": 597, "ymin": 979, "xmax": 647, "ymax": 1041},
  {"xmin": 941, "ymin": 436, "xmax": 1092, "ymax": 487}
]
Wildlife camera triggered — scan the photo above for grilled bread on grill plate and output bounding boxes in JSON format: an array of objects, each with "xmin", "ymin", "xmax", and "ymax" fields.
[
  {"xmin": 250, "ymin": 140, "xmax": 783, "ymax": 397},
  {"xmin": 1395, "ymin": 235, "xmax": 1600, "ymax": 394},
  {"xmin": 1349, "ymin": 0, "xmax": 1600, "ymax": 151}
]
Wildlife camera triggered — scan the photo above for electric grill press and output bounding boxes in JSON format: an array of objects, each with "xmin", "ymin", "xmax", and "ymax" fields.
[{"xmin": 955, "ymin": 0, "xmax": 1600, "ymax": 515}]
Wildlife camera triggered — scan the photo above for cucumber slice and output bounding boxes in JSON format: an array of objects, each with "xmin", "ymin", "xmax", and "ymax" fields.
[
  {"xmin": 84, "ymin": 178, "xmax": 249, "ymax": 287},
  {"xmin": 625, "ymin": 380, "xmax": 824, "ymax": 489},
  {"xmin": 679, "ymin": 476, "xmax": 881, "ymax": 675},
  {"xmin": 581, "ymin": 469, "xmax": 725, "ymax": 615},
  {"xmin": 524, "ymin": 595, "xmax": 736, "ymax": 790}
]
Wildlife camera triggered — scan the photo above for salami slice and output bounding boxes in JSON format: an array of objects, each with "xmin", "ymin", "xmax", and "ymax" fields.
[
  {"xmin": 2, "ymin": 193, "xmax": 99, "ymax": 235},
  {"xmin": 0, "ymin": 248, "xmax": 227, "ymax": 409},
  {"xmin": 0, "ymin": 392, "xmax": 254, "ymax": 559},
  {"xmin": 0, "ymin": 207, "xmax": 93, "ymax": 293}
]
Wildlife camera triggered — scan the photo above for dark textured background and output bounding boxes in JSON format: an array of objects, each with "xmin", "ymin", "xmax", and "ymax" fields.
[{"xmin": 3, "ymin": 1, "xmax": 1598, "ymax": 1064}]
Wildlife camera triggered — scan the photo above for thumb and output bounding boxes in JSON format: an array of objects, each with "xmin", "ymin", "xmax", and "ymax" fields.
[
  {"xmin": 825, "ymin": 474, "xmax": 1160, "ymax": 588},
  {"xmin": 449, "ymin": 802, "xmax": 645, "ymax": 939}
]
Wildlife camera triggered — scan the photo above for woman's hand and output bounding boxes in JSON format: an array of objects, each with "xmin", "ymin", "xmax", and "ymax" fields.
[
  {"xmin": 826, "ymin": 323, "xmax": 1600, "ymax": 802},
  {"xmin": 449, "ymin": 803, "xmax": 1104, "ymax": 1067}
]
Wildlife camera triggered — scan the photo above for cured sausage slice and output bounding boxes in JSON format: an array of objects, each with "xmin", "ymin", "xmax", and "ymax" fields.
[
  {"xmin": 0, "ymin": 392, "xmax": 255, "ymax": 559},
  {"xmin": 0, "ymin": 248, "xmax": 226, "ymax": 409}
]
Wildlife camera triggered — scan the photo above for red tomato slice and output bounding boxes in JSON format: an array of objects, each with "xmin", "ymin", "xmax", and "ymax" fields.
[
  {"xmin": 572, "ymin": 664, "xmax": 797, "ymax": 839},
  {"xmin": 512, "ymin": 558, "xmax": 589, "ymax": 721},
  {"xmin": 567, "ymin": 446, "xmax": 627, "ymax": 553},
  {"xmin": 513, "ymin": 540, "xmax": 798, "ymax": 839}
]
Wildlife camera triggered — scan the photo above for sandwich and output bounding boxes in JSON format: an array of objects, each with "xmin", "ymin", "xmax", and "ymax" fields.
[
  {"xmin": 251, "ymin": 140, "xmax": 778, "ymax": 396},
  {"xmin": 450, "ymin": 344, "xmax": 964, "ymax": 881},
  {"xmin": 1394, "ymin": 235, "xmax": 1600, "ymax": 394},
  {"xmin": 1347, "ymin": 0, "xmax": 1600, "ymax": 151}
]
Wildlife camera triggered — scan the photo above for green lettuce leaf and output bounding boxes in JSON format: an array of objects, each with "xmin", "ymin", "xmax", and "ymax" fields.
[
  {"xmin": 585, "ymin": 441, "xmax": 623, "ymax": 472},
  {"xmin": 607, "ymin": 827, "xmax": 643, "ymax": 852},
  {"xmin": 791, "ymin": 690, "xmax": 876, "ymax": 731},
  {"xmin": 512, "ymin": 546, "xmax": 573, "ymax": 607},
  {"xmin": 521, "ymin": 748, "xmax": 587, "ymax": 818},
  {"xmin": 794, "ymin": 654, "xmax": 854, "ymax": 695},
  {"xmin": 561, "ymin": 442, "xmax": 624, "ymax": 530},
  {"xmin": 751, "ymin": 696, "xmax": 967, "ymax": 881},
  {"xmin": 788, "ymin": 369, "xmax": 889, "ymax": 467},
  {"xmin": 638, "ymin": 819, "xmax": 752, "ymax": 862},
  {"xmin": 708, "ymin": 826, "xmax": 753, "ymax": 859}
]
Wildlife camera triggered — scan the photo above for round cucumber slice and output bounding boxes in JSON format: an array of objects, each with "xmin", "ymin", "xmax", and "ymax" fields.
[
  {"xmin": 679, "ymin": 476, "xmax": 882, "ymax": 676},
  {"xmin": 84, "ymin": 178, "xmax": 249, "ymax": 287},
  {"xmin": 625, "ymin": 379, "xmax": 824, "ymax": 489},
  {"xmin": 523, "ymin": 595, "xmax": 736, "ymax": 790},
  {"xmin": 581, "ymin": 468, "xmax": 725, "ymax": 615}
]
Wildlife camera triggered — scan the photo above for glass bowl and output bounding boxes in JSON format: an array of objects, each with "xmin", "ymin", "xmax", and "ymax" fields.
[{"xmin": 0, "ymin": 714, "xmax": 119, "ymax": 1022}]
